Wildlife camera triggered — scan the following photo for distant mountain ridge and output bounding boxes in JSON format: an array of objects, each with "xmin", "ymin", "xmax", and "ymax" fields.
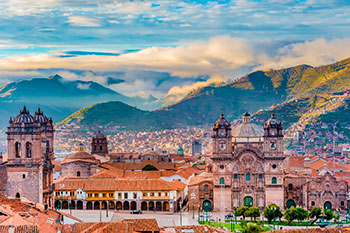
[{"xmin": 59, "ymin": 57, "xmax": 350, "ymax": 130}]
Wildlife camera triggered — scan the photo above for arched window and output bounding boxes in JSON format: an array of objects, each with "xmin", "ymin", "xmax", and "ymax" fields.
[
  {"xmin": 204, "ymin": 185, "xmax": 209, "ymax": 193},
  {"xmin": 272, "ymin": 177, "xmax": 277, "ymax": 184},
  {"xmin": 15, "ymin": 142, "xmax": 21, "ymax": 158},
  {"xmin": 234, "ymin": 174, "xmax": 238, "ymax": 180},
  {"xmin": 311, "ymin": 201, "xmax": 315, "ymax": 206},
  {"xmin": 94, "ymin": 145, "xmax": 97, "ymax": 151},
  {"xmin": 246, "ymin": 173, "xmax": 251, "ymax": 182},
  {"xmin": 26, "ymin": 142, "xmax": 32, "ymax": 158},
  {"xmin": 220, "ymin": 177, "xmax": 225, "ymax": 185},
  {"xmin": 100, "ymin": 145, "xmax": 103, "ymax": 150},
  {"xmin": 77, "ymin": 171, "xmax": 81, "ymax": 177},
  {"xmin": 288, "ymin": 183, "xmax": 293, "ymax": 190},
  {"xmin": 258, "ymin": 174, "xmax": 263, "ymax": 180}
]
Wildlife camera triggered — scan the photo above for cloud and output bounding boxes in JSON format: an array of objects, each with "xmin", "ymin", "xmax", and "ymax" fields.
[
  {"xmin": 77, "ymin": 83, "xmax": 91, "ymax": 90},
  {"xmin": 0, "ymin": 36, "xmax": 350, "ymax": 103},
  {"xmin": 67, "ymin": 15, "xmax": 101, "ymax": 27}
]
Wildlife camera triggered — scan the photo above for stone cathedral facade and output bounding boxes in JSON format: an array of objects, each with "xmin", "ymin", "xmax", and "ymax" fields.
[
  {"xmin": 210, "ymin": 112, "xmax": 286, "ymax": 211},
  {"xmin": 5, "ymin": 107, "xmax": 54, "ymax": 208}
]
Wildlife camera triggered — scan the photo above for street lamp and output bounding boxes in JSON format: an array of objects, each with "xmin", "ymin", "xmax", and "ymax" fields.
[
  {"xmin": 191, "ymin": 193, "xmax": 196, "ymax": 219},
  {"xmin": 179, "ymin": 202, "xmax": 182, "ymax": 226}
]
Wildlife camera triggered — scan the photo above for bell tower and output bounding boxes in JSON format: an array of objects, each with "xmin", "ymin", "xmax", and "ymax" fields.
[
  {"xmin": 212, "ymin": 113, "xmax": 232, "ymax": 157},
  {"xmin": 263, "ymin": 113, "xmax": 285, "ymax": 208},
  {"xmin": 91, "ymin": 131, "xmax": 108, "ymax": 156},
  {"xmin": 6, "ymin": 107, "xmax": 54, "ymax": 208}
]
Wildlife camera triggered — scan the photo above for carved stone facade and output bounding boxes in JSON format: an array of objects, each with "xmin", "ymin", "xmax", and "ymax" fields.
[
  {"xmin": 209, "ymin": 112, "xmax": 286, "ymax": 212},
  {"xmin": 5, "ymin": 107, "xmax": 54, "ymax": 208}
]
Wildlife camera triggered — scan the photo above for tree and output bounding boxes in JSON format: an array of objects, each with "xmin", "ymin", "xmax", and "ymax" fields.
[
  {"xmin": 309, "ymin": 207, "xmax": 322, "ymax": 225},
  {"xmin": 325, "ymin": 209, "xmax": 334, "ymax": 221},
  {"xmin": 237, "ymin": 206, "xmax": 249, "ymax": 220},
  {"xmin": 295, "ymin": 207, "xmax": 309, "ymax": 222},
  {"xmin": 142, "ymin": 164, "xmax": 158, "ymax": 171},
  {"xmin": 263, "ymin": 204, "xmax": 283, "ymax": 224},
  {"xmin": 240, "ymin": 221, "xmax": 264, "ymax": 233},
  {"xmin": 284, "ymin": 206, "xmax": 298, "ymax": 225},
  {"xmin": 246, "ymin": 206, "xmax": 260, "ymax": 222}
]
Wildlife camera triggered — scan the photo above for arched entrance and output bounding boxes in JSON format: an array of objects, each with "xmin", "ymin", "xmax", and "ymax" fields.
[
  {"xmin": 101, "ymin": 201, "xmax": 107, "ymax": 210},
  {"xmin": 286, "ymin": 199, "xmax": 296, "ymax": 209},
  {"xmin": 86, "ymin": 201, "xmax": 93, "ymax": 210},
  {"xmin": 243, "ymin": 196, "xmax": 253, "ymax": 207},
  {"xmin": 94, "ymin": 201, "xmax": 100, "ymax": 210},
  {"xmin": 62, "ymin": 201, "xmax": 68, "ymax": 209},
  {"xmin": 131, "ymin": 201, "xmax": 137, "ymax": 210},
  {"xmin": 141, "ymin": 201, "xmax": 147, "ymax": 211},
  {"xmin": 163, "ymin": 202, "xmax": 169, "ymax": 211},
  {"xmin": 54, "ymin": 200, "xmax": 61, "ymax": 209},
  {"xmin": 148, "ymin": 202, "xmax": 154, "ymax": 211},
  {"xmin": 15, "ymin": 193, "xmax": 20, "ymax": 199},
  {"xmin": 156, "ymin": 202, "xmax": 162, "ymax": 211},
  {"xmin": 123, "ymin": 201, "xmax": 130, "ymax": 210},
  {"xmin": 70, "ymin": 200, "xmax": 76, "ymax": 209},
  {"xmin": 77, "ymin": 201, "xmax": 83, "ymax": 210},
  {"xmin": 109, "ymin": 201, "xmax": 115, "ymax": 210},
  {"xmin": 203, "ymin": 200, "xmax": 212, "ymax": 212},
  {"xmin": 116, "ymin": 201, "xmax": 122, "ymax": 210},
  {"xmin": 324, "ymin": 201, "xmax": 332, "ymax": 210}
]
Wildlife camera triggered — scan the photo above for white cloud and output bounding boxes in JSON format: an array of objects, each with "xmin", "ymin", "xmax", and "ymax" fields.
[
  {"xmin": 77, "ymin": 83, "xmax": 91, "ymax": 90},
  {"xmin": 67, "ymin": 15, "xmax": 101, "ymax": 27}
]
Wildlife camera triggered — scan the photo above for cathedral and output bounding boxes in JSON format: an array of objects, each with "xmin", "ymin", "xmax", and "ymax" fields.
[
  {"xmin": 4, "ymin": 107, "xmax": 54, "ymax": 208},
  {"xmin": 209, "ymin": 112, "xmax": 286, "ymax": 212}
]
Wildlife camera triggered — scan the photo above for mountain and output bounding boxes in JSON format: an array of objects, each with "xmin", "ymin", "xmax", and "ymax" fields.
[
  {"xmin": 0, "ymin": 74, "xmax": 152, "ymax": 127},
  {"xmin": 59, "ymin": 58, "xmax": 350, "ymax": 130}
]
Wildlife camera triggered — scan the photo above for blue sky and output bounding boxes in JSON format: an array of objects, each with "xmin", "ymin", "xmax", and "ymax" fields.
[{"xmin": 1, "ymin": 0, "xmax": 350, "ymax": 103}]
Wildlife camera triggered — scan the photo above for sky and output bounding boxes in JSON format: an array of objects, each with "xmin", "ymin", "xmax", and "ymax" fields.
[{"xmin": 1, "ymin": 0, "xmax": 350, "ymax": 104}]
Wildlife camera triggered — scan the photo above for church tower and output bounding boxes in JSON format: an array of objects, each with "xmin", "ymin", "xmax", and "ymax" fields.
[
  {"xmin": 6, "ymin": 107, "xmax": 54, "ymax": 208},
  {"xmin": 211, "ymin": 113, "xmax": 232, "ymax": 211},
  {"xmin": 91, "ymin": 131, "xmax": 108, "ymax": 156},
  {"xmin": 263, "ymin": 113, "xmax": 285, "ymax": 208}
]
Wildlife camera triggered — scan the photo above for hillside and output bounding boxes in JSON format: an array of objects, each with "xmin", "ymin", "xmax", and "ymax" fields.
[{"xmin": 58, "ymin": 57, "xmax": 350, "ymax": 130}]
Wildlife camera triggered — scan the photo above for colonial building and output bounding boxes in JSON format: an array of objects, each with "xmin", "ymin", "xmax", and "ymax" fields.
[
  {"xmin": 91, "ymin": 131, "xmax": 108, "ymax": 156},
  {"xmin": 54, "ymin": 178, "xmax": 185, "ymax": 212},
  {"xmin": 209, "ymin": 113, "xmax": 286, "ymax": 212},
  {"xmin": 5, "ymin": 107, "xmax": 54, "ymax": 208}
]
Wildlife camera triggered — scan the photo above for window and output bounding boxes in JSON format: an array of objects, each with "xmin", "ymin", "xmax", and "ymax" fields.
[
  {"xmin": 165, "ymin": 192, "xmax": 168, "ymax": 196},
  {"xmin": 311, "ymin": 201, "xmax": 315, "ymax": 206},
  {"xmin": 77, "ymin": 171, "xmax": 81, "ymax": 177},
  {"xmin": 133, "ymin": 193, "xmax": 137, "ymax": 199},
  {"xmin": 258, "ymin": 174, "xmax": 263, "ymax": 180},
  {"xmin": 124, "ymin": 193, "xmax": 128, "ymax": 199},
  {"xmin": 158, "ymin": 192, "xmax": 161, "ymax": 197},
  {"xmin": 272, "ymin": 177, "xmax": 277, "ymax": 184},
  {"xmin": 220, "ymin": 177, "xmax": 225, "ymax": 185},
  {"xmin": 143, "ymin": 193, "xmax": 147, "ymax": 197},
  {"xmin": 246, "ymin": 173, "xmax": 251, "ymax": 182},
  {"xmin": 220, "ymin": 165, "xmax": 225, "ymax": 169},
  {"xmin": 94, "ymin": 145, "xmax": 97, "ymax": 151},
  {"xmin": 234, "ymin": 174, "xmax": 238, "ymax": 180},
  {"xmin": 95, "ymin": 193, "xmax": 99, "ymax": 197},
  {"xmin": 102, "ymin": 193, "xmax": 106, "ymax": 197},
  {"xmin": 150, "ymin": 192, "xmax": 154, "ymax": 197},
  {"xmin": 272, "ymin": 164, "xmax": 277, "ymax": 169},
  {"xmin": 288, "ymin": 184, "xmax": 293, "ymax": 190},
  {"xmin": 25, "ymin": 142, "xmax": 32, "ymax": 158},
  {"xmin": 15, "ymin": 142, "xmax": 21, "ymax": 158},
  {"xmin": 22, "ymin": 174, "xmax": 25, "ymax": 179},
  {"xmin": 341, "ymin": 201, "xmax": 345, "ymax": 207},
  {"xmin": 70, "ymin": 192, "xmax": 74, "ymax": 197},
  {"xmin": 219, "ymin": 141, "xmax": 226, "ymax": 151},
  {"xmin": 270, "ymin": 142, "xmax": 276, "ymax": 149},
  {"xmin": 100, "ymin": 145, "xmax": 103, "ymax": 150},
  {"xmin": 118, "ymin": 193, "xmax": 122, "ymax": 199},
  {"xmin": 204, "ymin": 185, "xmax": 209, "ymax": 193},
  {"xmin": 110, "ymin": 193, "xmax": 114, "ymax": 197}
]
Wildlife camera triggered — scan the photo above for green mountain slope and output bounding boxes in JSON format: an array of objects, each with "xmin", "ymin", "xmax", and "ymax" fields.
[{"xmin": 59, "ymin": 58, "xmax": 350, "ymax": 130}]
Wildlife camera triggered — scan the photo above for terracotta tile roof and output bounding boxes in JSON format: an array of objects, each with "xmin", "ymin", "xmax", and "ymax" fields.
[
  {"xmin": 189, "ymin": 172, "xmax": 213, "ymax": 186},
  {"xmin": 61, "ymin": 152, "xmax": 99, "ymax": 165},
  {"xmin": 110, "ymin": 160, "xmax": 176, "ymax": 171},
  {"xmin": 289, "ymin": 156, "xmax": 306, "ymax": 168},
  {"xmin": 55, "ymin": 178, "xmax": 183, "ymax": 191},
  {"xmin": 164, "ymin": 225, "xmax": 231, "ymax": 233}
]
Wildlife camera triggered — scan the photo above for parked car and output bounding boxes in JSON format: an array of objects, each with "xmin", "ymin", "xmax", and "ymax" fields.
[
  {"xmin": 225, "ymin": 213, "xmax": 233, "ymax": 218},
  {"xmin": 130, "ymin": 210, "xmax": 142, "ymax": 214}
]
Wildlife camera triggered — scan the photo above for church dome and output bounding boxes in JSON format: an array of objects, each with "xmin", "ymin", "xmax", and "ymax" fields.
[
  {"xmin": 34, "ymin": 108, "xmax": 48, "ymax": 123},
  {"xmin": 213, "ymin": 113, "xmax": 231, "ymax": 129},
  {"xmin": 13, "ymin": 106, "xmax": 34, "ymax": 124},
  {"xmin": 231, "ymin": 112, "xmax": 263, "ymax": 141}
]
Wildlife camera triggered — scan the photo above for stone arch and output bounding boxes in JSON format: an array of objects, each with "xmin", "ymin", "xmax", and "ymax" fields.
[
  {"xmin": 116, "ymin": 201, "xmax": 122, "ymax": 210},
  {"xmin": 243, "ymin": 196, "xmax": 253, "ymax": 207},
  {"xmin": 286, "ymin": 199, "xmax": 296, "ymax": 209},
  {"xmin": 77, "ymin": 171, "xmax": 81, "ymax": 177},
  {"xmin": 203, "ymin": 200, "xmax": 212, "ymax": 212},
  {"xmin": 324, "ymin": 201, "xmax": 332, "ymax": 210},
  {"xmin": 25, "ymin": 142, "xmax": 32, "ymax": 158},
  {"xmin": 123, "ymin": 201, "xmax": 130, "ymax": 210},
  {"xmin": 148, "ymin": 201, "xmax": 154, "ymax": 211},
  {"xmin": 109, "ymin": 201, "xmax": 115, "ymax": 210},
  {"xmin": 15, "ymin": 192, "xmax": 20, "ymax": 199},
  {"xmin": 15, "ymin": 142, "xmax": 21, "ymax": 158},
  {"xmin": 86, "ymin": 201, "xmax": 93, "ymax": 210},
  {"xmin": 156, "ymin": 201, "xmax": 162, "ymax": 211},
  {"xmin": 101, "ymin": 201, "xmax": 107, "ymax": 210},
  {"xmin": 141, "ymin": 201, "xmax": 147, "ymax": 211},
  {"xmin": 94, "ymin": 201, "xmax": 100, "ymax": 210},
  {"xmin": 62, "ymin": 201, "xmax": 68, "ymax": 209},
  {"xmin": 163, "ymin": 201, "xmax": 169, "ymax": 211},
  {"xmin": 77, "ymin": 200, "xmax": 83, "ymax": 210},
  {"xmin": 70, "ymin": 200, "xmax": 76, "ymax": 209},
  {"xmin": 131, "ymin": 201, "xmax": 137, "ymax": 210}
]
